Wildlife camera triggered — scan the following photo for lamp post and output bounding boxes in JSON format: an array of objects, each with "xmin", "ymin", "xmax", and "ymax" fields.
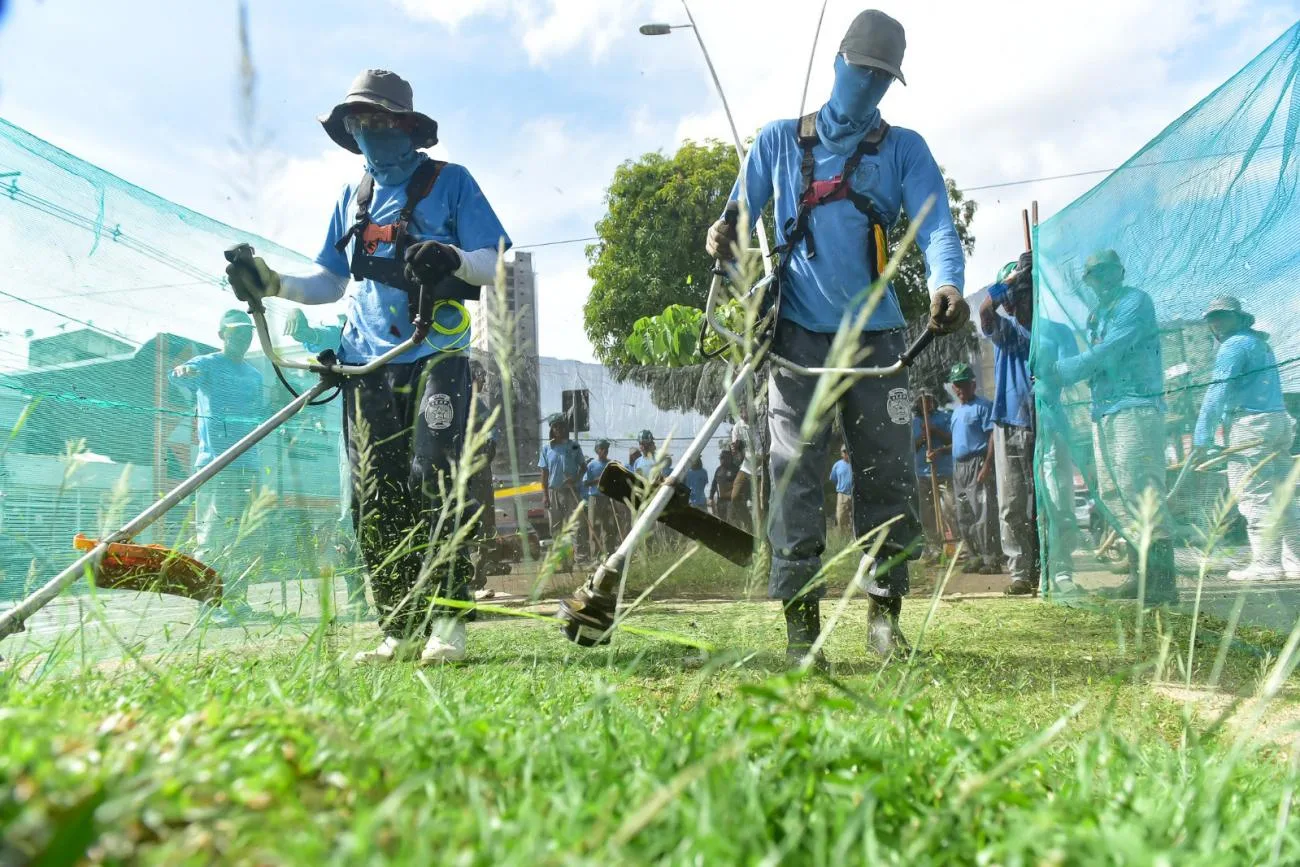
[{"xmin": 641, "ymin": 3, "xmax": 773, "ymax": 271}]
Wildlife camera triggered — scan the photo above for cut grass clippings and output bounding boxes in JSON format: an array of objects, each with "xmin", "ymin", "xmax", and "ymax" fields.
[{"xmin": 2, "ymin": 595, "xmax": 1300, "ymax": 864}]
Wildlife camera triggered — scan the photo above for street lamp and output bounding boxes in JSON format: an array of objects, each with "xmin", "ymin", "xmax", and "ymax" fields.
[{"xmin": 641, "ymin": 3, "xmax": 773, "ymax": 271}]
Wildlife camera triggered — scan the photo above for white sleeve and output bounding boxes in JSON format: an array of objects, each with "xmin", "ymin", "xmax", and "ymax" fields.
[
  {"xmin": 279, "ymin": 264, "xmax": 350, "ymax": 304},
  {"xmin": 452, "ymin": 246, "xmax": 502, "ymax": 287}
]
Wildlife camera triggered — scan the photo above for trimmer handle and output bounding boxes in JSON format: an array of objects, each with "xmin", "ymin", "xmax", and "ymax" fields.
[
  {"xmin": 223, "ymin": 243, "xmax": 266, "ymax": 314},
  {"xmin": 899, "ymin": 322, "xmax": 938, "ymax": 367}
]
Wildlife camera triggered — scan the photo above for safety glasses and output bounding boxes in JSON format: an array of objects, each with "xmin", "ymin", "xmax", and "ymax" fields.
[{"xmin": 343, "ymin": 111, "xmax": 414, "ymax": 136}]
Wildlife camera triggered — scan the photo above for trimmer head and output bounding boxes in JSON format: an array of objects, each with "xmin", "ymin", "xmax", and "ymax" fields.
[{"xmin": 557, "ymin": 582, "xmax": 617, "ymax": 647}]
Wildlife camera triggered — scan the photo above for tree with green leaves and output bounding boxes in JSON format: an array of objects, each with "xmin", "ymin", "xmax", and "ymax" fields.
[{"xmin": 583, "ymin": 139, "xmax": 739, "ymax": 365}]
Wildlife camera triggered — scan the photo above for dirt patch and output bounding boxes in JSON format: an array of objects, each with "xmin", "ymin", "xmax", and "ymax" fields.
[{"xmin": 1154, "ymin": 684, "xmax": 1300, "ymax": 749}]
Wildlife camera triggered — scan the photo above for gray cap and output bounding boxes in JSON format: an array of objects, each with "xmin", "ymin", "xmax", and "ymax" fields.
[
  {"xmin": 1203, "ymin": 295, "xmax": 1255, "ymax": 327},
  {"xmin": 318, "ymin": 69, "xmax": 439, "ymax": 155},
  {"xmin": 840, "ymin": 10, "xmax": 907, "ymax": 85}
]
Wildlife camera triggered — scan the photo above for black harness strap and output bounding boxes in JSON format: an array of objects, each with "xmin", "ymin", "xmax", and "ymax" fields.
[
  {"xmin": 332, "ymin": 161, "xmax": 481, "ymax": 302},
  {"xmin": 783, "ymin": 113, "xmax": 890, "ymax": 265}
]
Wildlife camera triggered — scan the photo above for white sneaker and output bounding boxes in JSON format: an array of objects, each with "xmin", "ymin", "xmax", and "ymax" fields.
[
  {"xmin": 420, "ymin": 619, "xmax": 467, "ymax": 665},
  {"xmin": 353, "ymin": 636, "xmax": 420, "ymax": 664},
  {"xmin": 1227, "ymin": 564, "xmax": 1287, "ymax": 582}
]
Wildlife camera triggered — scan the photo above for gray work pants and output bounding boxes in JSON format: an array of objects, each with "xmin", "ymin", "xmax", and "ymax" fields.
[
  {"xmin": 996, "ymin": 425, "xmax": 1039, "ymax": 582},
  {"xmin": 954, "ymin": 454, "xmax": 1002, "ymax": 566},
  {"xmin": 767, "ymin": 321, "xmax": 919, "ymax": 601},
  {"xmin": 1225, "ymin": 412, "xmax": 1300, "ymax": 570}
]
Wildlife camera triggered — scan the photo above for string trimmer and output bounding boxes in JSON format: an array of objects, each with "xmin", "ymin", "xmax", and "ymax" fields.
[{"xmin": 0, "ymin": 243, "xmax": 444, "ymax": 644}]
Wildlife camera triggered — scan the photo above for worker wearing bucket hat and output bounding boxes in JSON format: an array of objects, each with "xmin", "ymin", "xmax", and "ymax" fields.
[
  {"xmin": 1040, "ymin": 249, "xmax": 1176, "ymax": 604},
  {"xmin": 705, "ymin": 10, "xmax": 967, "ymax": 662},
  {"xmin": 223, "ymin": 69, "xmax": 511, "ymax": 664},
  {"xmin": 168, "ymin": 309, "xmax": 266, "ymax": 622},
  {"xmin": 1194, "ymin": 296, "xmax": 1299, "ymax": 581}
]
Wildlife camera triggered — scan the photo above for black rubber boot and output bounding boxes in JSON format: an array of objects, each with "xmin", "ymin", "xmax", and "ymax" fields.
[
  {"xmin": 783, "ymin": 598, "xmax": 827, "ymax": 671},
  {"xmin": 1103, "ymin": 541, "xmax": 1179, "ymax": 605},
  {"xmin": 867, "ymin": 595, "xmax": 911, "ymax": 659}
]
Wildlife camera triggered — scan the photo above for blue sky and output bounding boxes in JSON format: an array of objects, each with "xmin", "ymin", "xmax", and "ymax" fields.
[{"xmin": 1, "ymin": 0, "xmax": 1297, "ymax": 362}]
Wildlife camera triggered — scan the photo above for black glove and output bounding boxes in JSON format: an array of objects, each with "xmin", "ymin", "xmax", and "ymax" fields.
[{"xmin": 403, "ymin": 241, "xmax": 461, "ymax": 291}]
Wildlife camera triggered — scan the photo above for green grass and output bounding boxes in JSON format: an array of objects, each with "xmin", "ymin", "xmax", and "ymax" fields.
[{"xmin": 3, "ymin": 593, "xmax": 1300, "ymax": 864}]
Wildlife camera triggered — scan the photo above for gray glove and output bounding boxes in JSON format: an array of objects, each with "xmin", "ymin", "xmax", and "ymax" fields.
[
  {"xmin": 705, "ymin": 218, "xmax": 738, "ymax": 260},
  {"xmin": 930, "ymin": 285, "xmax": 970, "ymax": 334}
]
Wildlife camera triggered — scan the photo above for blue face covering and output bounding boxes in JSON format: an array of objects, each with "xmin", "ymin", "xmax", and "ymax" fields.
[
  {"xmin": 816, "ymin": 54, "xmax": 892, "ymax": 155},
  {"xmin": 353, "ymin": 127, "xmax": 421, "ymax": 187}
]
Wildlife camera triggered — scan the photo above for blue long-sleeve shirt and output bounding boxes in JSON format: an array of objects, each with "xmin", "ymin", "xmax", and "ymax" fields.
[
  {"xmin": 1193, "ymin": 330, "xmax": 1286, "ymax": 446},
  {"xmin": 1055, "ymin": 287, "xmax": 1165, "ymax": 421},
  {"xmin": 728, "ymin": 119, "xmax": 964, "ymax": 333}
]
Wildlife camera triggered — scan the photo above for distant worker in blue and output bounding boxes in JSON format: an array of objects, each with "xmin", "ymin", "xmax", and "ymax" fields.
[
  {"xmin": 223, "ymin": 69, "xmax": 510, "ymax": 663},
  {"xmin": 981, "ymin": 252, "xmax": 1082, "ymax": 595},
  {"xmin": 946, "ymin": 363, "xmax": 1002, "ymax": 575},
  {"xmin": 539, "ymin": 414, "xmax": 586, "ymax": 571},
  {"xmin": 829, "ymin": 446, "xmax": 854, "ymax": 532},
  {"xmin": 1039, "ymin": 249, "xmax": 1176, "ymax": 604},
  {"xmin": 169, "ymin": 309, "xmax": 265, "ymax": 623},
  {"xmin": 583, "ymin": 439, "xmax": 620, "ymax": 557},
  {"xmin": 286, "ymin": 310, "xmax": 370, "ymax": 618},
  {"xmin": 1193, "ymin": 296, "xmax": 1300, "ymax": 582},
  {"xmin": 633, "ymin": 430, "xmax": 671, "ymax": 479},
  {"xmin": 912, "ymin": 391, "xmax": 954, "ymax": 564},
  {"xmin": 706, "ymin": 9, "xmax": 969, "ymax": 660},
  {"xmin": 685, "ymin": 457, "xmax": 710, "ymax": 510}
]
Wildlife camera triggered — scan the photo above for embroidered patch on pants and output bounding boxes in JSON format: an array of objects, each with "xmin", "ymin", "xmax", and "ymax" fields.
[
  {"xmin": 424, "ymin": 393, "xmax": 454, "ymax": 430},
  {"xmin": 886, "ymin": 387, "xmax": 910, "ymax": 425}
]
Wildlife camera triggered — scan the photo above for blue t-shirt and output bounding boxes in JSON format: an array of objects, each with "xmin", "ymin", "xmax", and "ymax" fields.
[
  {"xmin": 1194, "ymin": 330, "xmax": 1286, "ymax": 446},
  {"xmin": 538, "ymin": 440, "xmax": 585, "ymax": 489},
  {"xmin": 169, "ymin": 352, "xmax": 264, "ymax": 470},
  {"xmin": 633, "ymin": 453, "xmax": 670, "ymax": 479},
  {"xmin": 316, "ymin": 156, "xmax": 511, "ymax": 364},
  {"xmin": 987, "ymin": 314, "xmax": 1033, "ymax": 429},
  {"xmin": 583, "ymin": 457, "xmax": 609, "ymax": 496},
  {"xmin": 913, "ymin": 410, "xmax": 954, "ymax": 478},
  {"xmin": 1055, "ymin": 287, "xmax": 1164, "ymax": 421},
  {"xmin": 729, "ymin": 119, "xmax": 964, "ymax": 333},
  {"xmin": 951, "ymin": 397, "xmax": 995, "ymax": 461},
  {"xmin": 685, "ymin": 467, "xmax": 709, "ymax": 507},
  {"xmin": 829, "ymin": 458, "xmax": 854, "ymax": 494}
]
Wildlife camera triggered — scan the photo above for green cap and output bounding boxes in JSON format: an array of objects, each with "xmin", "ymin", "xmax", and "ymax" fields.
[
  {"xmin": 546, "ymin": 412, "xmax": 568, "ymax": 426},
  {"xmin": 638, "ymin": 429, "xmax": 654, "ymax": 443},
  {"xmin": 1083, "ymin": 249, "xmax": 1123, "ymax": 275},
  {"xmin": 996, "ymin": 261, "xmax": 1017, "ymax": 283},
  {"xmin": 220, "ymin": 309, "xmax": 254, "ymax": 330},
  {"xmin": 946, "ymin": 362, "xmax": 975, "ymax": 383},
  {"xmin": 595, "ymin": 438, "xmax": 611, "ymax": 449}
]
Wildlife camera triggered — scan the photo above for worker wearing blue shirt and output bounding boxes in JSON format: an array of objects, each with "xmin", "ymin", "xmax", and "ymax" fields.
[
  {"xmin": 583, "ymin": 439, "xmax": 620, "ymax": 557},
  {"xmin": 286, "ymin": 311, "xmax": 369, "ymax": 617},
  {"xmin": 169, "ymin": 309, "xmax": 265, "ymax": 620},
  {"xmin": 223, "ymin": 70, "xmax": 510, "ymax": 664},
  {"xmin": 912, "ymin": 392, "xmax": 954, "ymax": 563},
  {"xmin": 947, "ymin": 363, "xmax": 1003, "ymax": 574},
  {"xmin": 632, "ymin": 430, "xmax": 671, "ymax": 480},
  {"xmin": 705, "ymin": 10, "xmax": 970, "ymax": 661},
  {"xmin": 1194, "ymin": 296, "xmax": 1299, "ymax": 581},
  {"xmin": 979, "ymin": 252, "xmax": 1041, "ymax": 596},
  {"xmin": 685, "ymin": 458, "xmax": 710, "ymax": 510},
  {"xmin": 1040, "ymin": 249, "xmax": 1175, "ymax": 604},
  {"xmin": 539, "ymin": 415, "xmax": 587, "ymax": 570},
  {"xmin": 829, "ymin": 447, "xmax": 854, "ymax": 532}
]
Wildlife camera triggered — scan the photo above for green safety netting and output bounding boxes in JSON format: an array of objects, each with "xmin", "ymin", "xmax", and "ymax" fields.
[{"xmin": 1034, "ymin": 21, "xmax": 1300, "ymax": 625}]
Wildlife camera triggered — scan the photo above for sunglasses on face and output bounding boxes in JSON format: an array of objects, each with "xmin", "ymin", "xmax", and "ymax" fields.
[{"xmin": 343, "ymin": 111, "xmax": 413, "ymax": 136}]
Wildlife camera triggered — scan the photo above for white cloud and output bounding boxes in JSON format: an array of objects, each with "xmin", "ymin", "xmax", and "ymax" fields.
[{"xmin": 393, "ymin": 0, "xmax": 639, "ymax": 64}]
